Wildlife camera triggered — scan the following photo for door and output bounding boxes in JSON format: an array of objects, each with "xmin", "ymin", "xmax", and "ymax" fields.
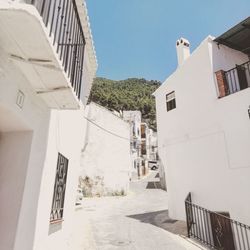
[{"xmin": 210, "ymin": 212, "xmax": 235, "ymax": 250}]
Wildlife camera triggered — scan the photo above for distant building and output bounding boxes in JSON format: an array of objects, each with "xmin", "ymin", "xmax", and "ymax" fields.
[
  {"xmin": 80, "ymin": 102, "xmax": 131, "ymax": 196},
  {"xmin": 0, "ymin": 1, "xmax": 97, "ymax": 249},
  {"xmin": 140, "ymin": 122, "xmax": 150, "ymax": 176},
  {"xmin": 123, "ymin": 111, "xmax": 142, "ymax": 177},
  {"xmin": 154, "ymin": 16, "xmax": 250, "ymax": 228},
  {"xmin": 147, "ymin": 129, "xmax": 158, "ymax": 162},
  {"xmin": 123, "ymin": 111, "xmax": 158, "ymax": 178}
]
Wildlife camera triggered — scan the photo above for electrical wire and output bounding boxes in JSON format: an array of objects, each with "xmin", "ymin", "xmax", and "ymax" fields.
[{"xmin": 84, "ymin": 116, "xmax": 130, "ymax": 141}]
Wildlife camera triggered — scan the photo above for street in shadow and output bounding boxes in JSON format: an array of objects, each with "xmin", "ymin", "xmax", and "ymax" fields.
[
  {"xmin": 155, "ymin": 173, "xmax": 160, "ymax": 178},
  {"xmin": 127, "ymin": 210, "xmax": 187, "ymax": 236},
  {"xmin": 146, "ymin": 181, "xmax": 161, "ymax": 189}
]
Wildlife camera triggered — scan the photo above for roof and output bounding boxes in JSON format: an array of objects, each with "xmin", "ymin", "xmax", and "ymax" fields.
[
  {"xmin": 214, "ymin": 16, "xmax": 250, "ymax": 55},
  {"xmin": 76, "ymin": 0, "xmax": 98, "ymax": 76}
]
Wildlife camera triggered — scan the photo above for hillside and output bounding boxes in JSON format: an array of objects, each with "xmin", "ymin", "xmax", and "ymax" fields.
[{"xmin": 88, "ymin": 77, "xmax": 161, "ymax": 130}]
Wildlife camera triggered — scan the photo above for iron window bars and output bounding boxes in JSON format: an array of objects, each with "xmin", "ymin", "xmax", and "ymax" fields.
[
  {"xmin": 224, "ymin": 60, "xmax": 250, "ymax": 96},
  {"xmin": 50, "ymin": 153, "xmax": 69, "ymax": 223},
  {"xmin": 185, "ymin": 192, "xmax": 250, "ymax": 249},
  {"xmin": 30, "ymin": 0, "xmax": 86, "ymax": 100}
]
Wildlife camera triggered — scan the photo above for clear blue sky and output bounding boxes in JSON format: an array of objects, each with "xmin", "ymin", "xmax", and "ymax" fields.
[{"xmin": 86, "ymin": 0, "xmax": 250, "ymax": 82}]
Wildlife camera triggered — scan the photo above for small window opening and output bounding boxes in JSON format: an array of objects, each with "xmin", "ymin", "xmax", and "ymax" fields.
[{"xmin": 166, "ymin": 91, "xmax": 176, "ymax": 111}]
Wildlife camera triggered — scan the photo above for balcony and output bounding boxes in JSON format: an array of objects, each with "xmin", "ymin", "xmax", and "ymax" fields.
[
  {"xmin": 216, "ymin": 61, "xmax": 250, "ymax": 98},
  {"xmin": 0, "ymin": 0, "xmax": 96, "ymax": 109}
]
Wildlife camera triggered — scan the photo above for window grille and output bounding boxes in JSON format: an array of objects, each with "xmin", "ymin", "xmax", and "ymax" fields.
[{"xmin": 50, "ymin": 153, "xmax": 69, "ymax": 223}]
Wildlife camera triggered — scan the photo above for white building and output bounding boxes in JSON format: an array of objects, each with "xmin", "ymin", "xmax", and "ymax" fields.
[
  {"xmin": 154, "ymin": 17, "xmax": 250, "ymax": 227},
  {"xmin": 123, "ymin": 111, "xmax": 142, "ymax": 177},
  {"xmin": 140, "ymin": 122, "xmax": 152, "ymax": 176},
  {"xmin": 0, "ymin": 1, "xmax": 97, "ymax": 250},
  {"xmin": 80, "ymin": 102, "xmax": 131, "ymax": 196},
  {"xmin": 147, "ymin": 129, "xmax": 158, "ymax": 162}
]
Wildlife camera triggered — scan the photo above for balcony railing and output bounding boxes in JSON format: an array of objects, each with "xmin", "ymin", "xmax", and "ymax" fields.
[
  {"xmin": 224, "ymin": 61, "xmax": 250, "ymax": 96},
  {"xmin": 185, "ymin": 192, "xmax": 250, "ymax": 249},
  {"xmin": 30, "ymin": 0, "xmax": 86, "ymax": 100}
]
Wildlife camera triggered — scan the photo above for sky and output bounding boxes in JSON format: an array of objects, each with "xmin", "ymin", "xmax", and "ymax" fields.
[{"xmin": 86, "ymin": 0, "xmax": 250, "ymax": 82}]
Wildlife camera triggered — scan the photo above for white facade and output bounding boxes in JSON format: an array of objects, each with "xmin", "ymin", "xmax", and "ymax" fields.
[
  {"xmin": 147, "ymin": 129, "xmax": 158, "ymax": 161},
  {"xmin": 0, "ymin": 1, "xmax": 97, "ymax": 249},
  {"xmin": 140, "ymin": 123, "xmax": 150, "ymax": 176},
  {"xmin": 154, "ymin": 35, "xmax": 250, "ymax": 225},
  {"xmin": 80, "ymin": 103, "xmax": 131, "ymax": 195},
  {"xmin": 123, "ymin": 111, "xmax": 142, "ymax": 176}
]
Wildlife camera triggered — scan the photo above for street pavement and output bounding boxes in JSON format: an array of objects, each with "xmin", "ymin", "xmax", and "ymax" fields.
[{"xmin": 82, "ymin": 171, "xmax": 205, "ymax": 250}]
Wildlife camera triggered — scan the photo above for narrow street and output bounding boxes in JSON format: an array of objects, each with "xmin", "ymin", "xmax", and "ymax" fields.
[{"xmin": 83, "ymin": 171, "xmax": 204, "ymax": 250}]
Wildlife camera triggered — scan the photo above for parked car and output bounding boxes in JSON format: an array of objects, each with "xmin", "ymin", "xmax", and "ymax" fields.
[{"xmin": 148, "ymin": 161, "xmax": 158, "ymax": 170}]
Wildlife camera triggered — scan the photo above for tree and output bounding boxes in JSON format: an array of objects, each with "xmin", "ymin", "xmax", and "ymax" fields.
[{"xmin": 88, "ymin": 77, "xmax": 161, "ymax": 131}]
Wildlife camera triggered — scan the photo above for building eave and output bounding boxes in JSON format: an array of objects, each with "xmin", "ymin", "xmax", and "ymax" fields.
[
  {"xmin": 75, "ymin": 0, "xmax": 98, "ymax": 77},
  {"xmin": 214, "ymin": 16, "xmax": 250, "ymax": 55}
]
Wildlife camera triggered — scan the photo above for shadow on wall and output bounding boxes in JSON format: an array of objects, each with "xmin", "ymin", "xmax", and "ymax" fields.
[
  {"xmin": 48, "ymin": 222, "xmax": 62, "ymax": 235},
  {"xmin": 127, "ymin": 210, "xmax": 187, "ymax": 236},
  {"xmin": 0, "ymin": 131, "xmax": 33, "ymax": 250}
]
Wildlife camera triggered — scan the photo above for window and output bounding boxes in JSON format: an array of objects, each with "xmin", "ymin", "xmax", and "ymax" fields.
[
  {"xmin": 141, "ymin": 124, "xmax": 146, "ymax": 139},
  {"xmin": 50, "ymin": 153, "xmax": 69, "ymax": 223},
  {"xmin": 141, "ymin": 143, "xmax": 146, "ymax": 155},
  {"xmin": 166, "ymin": 91, "xmax": 176, "ymax": 111},
  {"xmin": 132, "ymin": 124, "xmax": 136, "ymax": 136}
]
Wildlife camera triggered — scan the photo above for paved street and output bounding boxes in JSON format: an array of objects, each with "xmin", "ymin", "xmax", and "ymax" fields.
[{"xmin": 83, "ymin": 171, "xmax": 204, "ymax": 250}]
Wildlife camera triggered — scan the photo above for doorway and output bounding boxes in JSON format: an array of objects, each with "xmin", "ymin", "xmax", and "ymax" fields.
[
  {"xmin": 210, "ymin": 212, "xmax": 235, "ymax": 250},
  {"xmin": 0, "ymin": 105, "xmax": 33, "ymax": 249}
]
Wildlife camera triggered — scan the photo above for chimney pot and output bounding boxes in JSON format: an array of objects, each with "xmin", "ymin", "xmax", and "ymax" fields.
[{"xmin": 176, "ymin": 37, "xmax": 190, "ymax": 67}]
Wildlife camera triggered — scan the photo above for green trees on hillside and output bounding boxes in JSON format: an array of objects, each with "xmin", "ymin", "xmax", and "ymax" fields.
[{"xmin": 88, "ymin": 77, "xmax": 161, "ymax": 130}]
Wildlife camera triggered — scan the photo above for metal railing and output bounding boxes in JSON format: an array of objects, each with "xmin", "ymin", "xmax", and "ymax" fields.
[
  {"xmin": 224, "ymin": 61, "xmax": 250, "ymax": 96},
  {"xmin": 185, "ymin": 193, "xmax": 250, "ymax": 249},
  {"xmin": 30, "ymin": 0, "xmax": 86, "ymax": 99}
]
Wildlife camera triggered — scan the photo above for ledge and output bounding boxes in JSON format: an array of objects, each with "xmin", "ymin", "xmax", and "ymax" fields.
[{"xmin": 50, "ymin": 219, "xmax": 64, "ymax": 225}]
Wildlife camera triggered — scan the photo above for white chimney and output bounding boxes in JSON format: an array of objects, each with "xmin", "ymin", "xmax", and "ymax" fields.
[{"xmin": 176, "ymin": 38, "xmax": 190, "ymax": 67}]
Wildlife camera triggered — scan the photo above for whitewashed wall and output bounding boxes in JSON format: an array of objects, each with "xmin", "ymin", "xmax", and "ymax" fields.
[
  {"xmin": 80, "ymin": 103, "xmax": 131, "ymax": 195},
  {"xmin": 123, "ymin": 111, "xmax": 142, "ymax": 175},
  {"xmin": 155, "ymin": 36, "xmax": 250, "ymax": 225},
  {"xmin": 32, "ymin": 108, "xmax": 92, "ymax": 250},
  {"xmin": 148, "ymin": 130, "xmax": 157, "ymax": 161},
  {"xmin": 0, "ymin": 7, "xmax": 96, "ymax": 250},
  {"xmin": 0, "ymin": 38, "xmax": 51, "ymax": 250}
]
